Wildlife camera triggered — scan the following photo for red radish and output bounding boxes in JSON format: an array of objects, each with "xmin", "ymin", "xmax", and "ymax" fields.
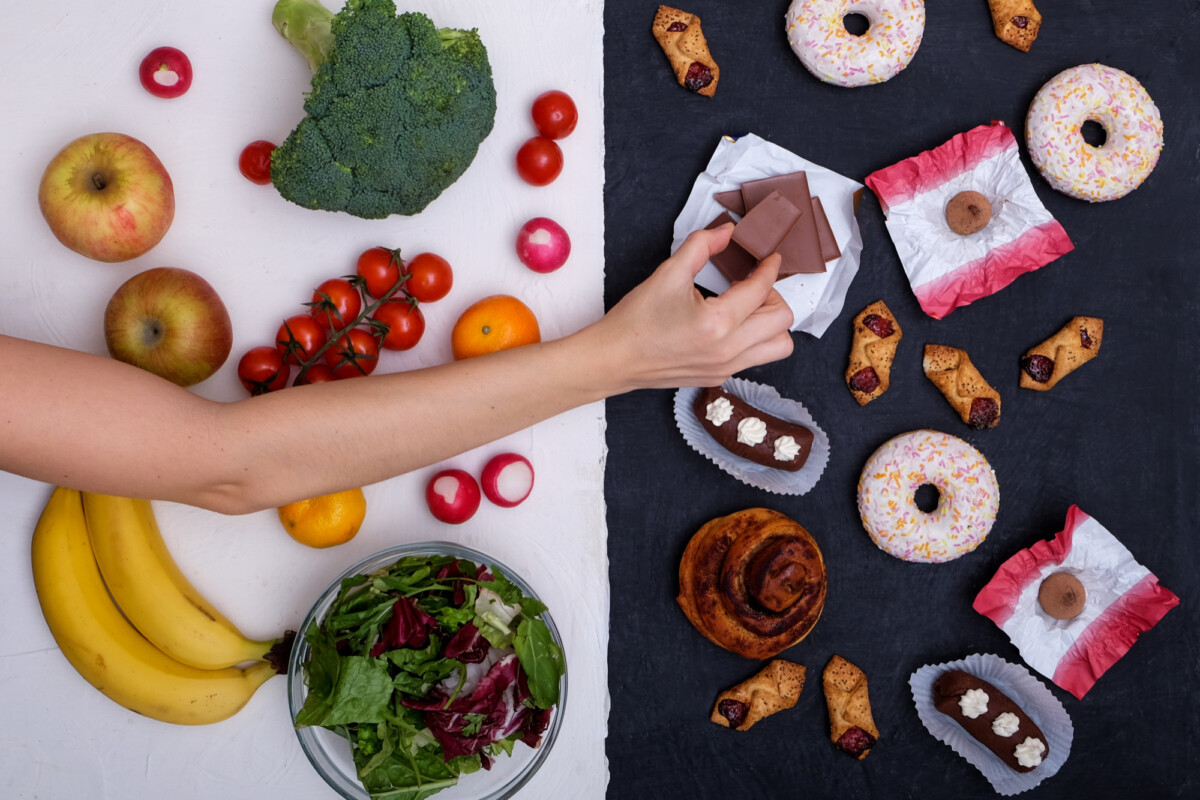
[
  {"xmin": 516, "ymin": 217, "xmax": 571, "ymax": 273},
  {"xmin": 139, "ymin": 47, "xmax": 193, "ymax": 99},
  {"xmin": 425, "ymin": 469, "xmax": 481, "ymax": 524},
  {"xmin": 480, "ymin": 453, "xmax": 535, "ymax": 508}
]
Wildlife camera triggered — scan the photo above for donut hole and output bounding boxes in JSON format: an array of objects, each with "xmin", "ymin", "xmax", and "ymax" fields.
[
  {"xmin": 843, "ymin": 13, "xmax": 870, "ymax": 36},
  {"xmin": 1081, "ymin": 120, "xmax": 1108, "ymax": 148},
  {"xmin": 914, "ymin": 483, "xmax": 941, "ymax": 514}
]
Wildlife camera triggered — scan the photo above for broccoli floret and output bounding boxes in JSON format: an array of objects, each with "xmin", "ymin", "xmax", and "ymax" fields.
[{"xmin": 270, "ymin": 0, "xmax": 497, "ymax": 219}]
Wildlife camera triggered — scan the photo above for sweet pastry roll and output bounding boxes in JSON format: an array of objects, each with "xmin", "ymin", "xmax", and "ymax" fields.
[
  {"xmin": 710, "ymin": 659, "xmax": 806, "ymax": 731},
  {"xmin": 823, "ymin": 655, "xmax": 879, "ymax": 759},
  {"xmin": 677, "ymin": 508, "xmax": 827, "ymax": 660},
  {"xmin": 932, "ymin": 670, "xmax": 1049, "ymax": 772},
  {"xmin": 845, "ymin": 300, "xmax": 902, "ymax": 405},
  {"xmin": 987, "ymin": 0, "xmax": 1042, "ymax": 52},
  {"xmin": 1019, "ymin": 316, "xmax": 1103, "ymax": 391},
  {"xmin": 693, "ymin": 386, "xmax": 814, "ymax": 472},
  {"xmin": 652, "ymin": 6, "xmax": 720, "ymax": 97},
  {"xmin": 923, "ymin": 344, "xmax": 1001, "ymax": 429}
]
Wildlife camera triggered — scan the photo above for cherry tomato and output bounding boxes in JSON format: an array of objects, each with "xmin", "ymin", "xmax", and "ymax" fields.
[
  {"xmin": 325, "ymin": 327, "xmax": 380, "ymax": 378},
  {"xmin": 356, "ymin": 246, "xmax": 405, "ymax": 298},
  {"xmin": 372, "ymin": 299, "xmax": 425, "ymax": 351},
  {"xmin": 275, "ymin": 314, "xmax": 328, "ymax": 366},
  {"xmin": 531, "ymin": 90, "xmax": 578, "ymax": 139},
  {"xmin": 239, "ymin": 140, "xmax": 276, "ymax": 185},
  {"xmin": 310, "ymin": 278, "xmax": 363, "ymax": 330},
  {"xmin": 404, "ymin": 253, "xmax": 453, "ymax": 303},
  {"xmin": 237, "ymin": 346, "xmax": 289, "ymax": 395},
  {"xmin": 516, "ymin": 137, "xmax": 563, "ymax": 186},
  {"xmin": 293, "ymin": 363, "xmax": 340, "ymax": 386}
]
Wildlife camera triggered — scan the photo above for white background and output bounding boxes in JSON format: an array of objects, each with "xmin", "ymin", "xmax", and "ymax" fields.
[{"xmin": 0, "ymin": 1, "xmax": 609, "ymax": 797}]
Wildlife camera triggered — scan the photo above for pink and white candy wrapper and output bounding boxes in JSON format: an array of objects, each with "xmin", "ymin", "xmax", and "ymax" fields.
[
  {"xmin": 909, "ymin": 653, "xmax": 1073, "ymax": 796},
  {"xmin": 973, "ymin": 505, "xmax": 1180, "ymax": 699},
  {"xmin": 865, "ymin": 121, "xmax": 1074, "ymax": 319}
]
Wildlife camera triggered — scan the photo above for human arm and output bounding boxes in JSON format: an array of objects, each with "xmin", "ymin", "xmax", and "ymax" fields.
[{"xmin": 0, "ymin": 224, "xmax": 792, "ymax": 513}]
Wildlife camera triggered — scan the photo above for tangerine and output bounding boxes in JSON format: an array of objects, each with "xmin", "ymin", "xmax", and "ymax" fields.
[
  {"xmin": 451, "ymin": 295, "xmax": 541, "ymax": 360},
  {"xmin": 277, "ymin": 488, "xmax": 366, "ymax": 548}
]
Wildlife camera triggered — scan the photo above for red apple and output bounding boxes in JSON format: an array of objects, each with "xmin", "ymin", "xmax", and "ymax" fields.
[
  {"xmin": 38, "ymin": 132, "xmax": 175, "ymax": 262},
  {"xmin": 104, "ymin": 267, "xmax": 232, "ymax": 387}
]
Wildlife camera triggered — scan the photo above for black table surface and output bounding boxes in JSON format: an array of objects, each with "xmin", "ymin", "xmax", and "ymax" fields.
[{"xmin": 602, "ymin": 2, "xmax": 1199, "ymax": 798}]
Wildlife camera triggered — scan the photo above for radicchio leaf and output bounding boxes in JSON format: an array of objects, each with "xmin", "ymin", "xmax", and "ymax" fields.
[
  {"xmin": 371, "ymin": 596, "xmax": 439, "ymax": 656},
  {"xmin": 443, "ymin": 622, "xmax": 489, "ymax": 663}
]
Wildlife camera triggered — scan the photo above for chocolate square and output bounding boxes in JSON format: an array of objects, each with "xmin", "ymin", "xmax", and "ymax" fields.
[
  {"xmin": 713, "ymin": 189, "xmax": 746, "ymax": 216},
  {"xmin": 731, "ymin": 190, "xmax": 801, "ymax": 260},
  {"xmin": 740, "ymin": 172, "xmax": 825, "ymax": 274},
  {"xmin": 704, "ymin": 212, "xmax": 758, "ymax": 282},
  {"xmin": 812, "ymin": 197, "xmax": 841, "ymax": 262}
]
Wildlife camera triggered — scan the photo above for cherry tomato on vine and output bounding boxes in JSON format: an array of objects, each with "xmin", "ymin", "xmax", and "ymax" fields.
[
  {"xmin": 356, "ymin": 246, "xmax": 405, "ymax": 298},
  {"xmin": 516, "ymin": 137, "xmax": 563, "ymax": 186},
  {"xmin": 275, "ymin": 314, "xmax": 328, "ymax": 365},
  {"xmin": 293, "ymin": 363, "xmax": 340, "ymax": 386},
  {"xmin": 373, "ymin": 299, "xmax": 426, "ymax": 351},
  {"xmin": 239, "ymin": 140, "xmax": 276, "ymax": 185},
  {"xmin": 237, "ymin": 346, "xmax": 289, "ymax": 395},
  {"xmin": 531, "ymin": 90, "xmax": 578, "ymax": 140},
  {"xmin": 403, "ymin": 252, "xmax": 453, "ymax": 303},
  {"xmin": 310, "ymin": 278, "xmax": 363, "ymax": 330},
  {"xmin": 325, "ymin": 327, "xmax": 380, "ymax": 378}
]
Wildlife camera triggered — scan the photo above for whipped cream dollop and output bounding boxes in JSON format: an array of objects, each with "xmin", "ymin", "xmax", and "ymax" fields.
[
  {"xmin": 991, "ymin": 711, "xmax": 1020, "ymax": 737},
  {"xmin": 958, "ymin": 688, "xmax": 989, "ymax": 719},
  {"xmin": 705, "ymin": 396, "xmax": 734, "ymax": 426},
  {"xmin": 736, "ymin": 416, "xmax": 767, "ymax": 446},
  {"xmin": 773, "ymin": 435, "xmax": 801, "ymax": 462},
  {"xmin": 1014, "ymin": 736, "xmax": 1046, "ymax": 768}
]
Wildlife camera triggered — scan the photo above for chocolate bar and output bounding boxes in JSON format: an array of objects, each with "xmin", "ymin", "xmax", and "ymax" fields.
[
  {"xmin": 740, "ymin": 172, "xmax": 826, "ymax": 275},
  {"xmin": 812, "ymin": 197, "xmax": 841, "ymax": 262},
  {"xmin": 704, "ymin": 212, "xmax": 758, "ymax": 282},
  {"xmin": 714, "ymin": 189, "xmax": 746, "ymax": 216},
  {"xmin": 731, "ymin": 190, "xmax": 801, "ymax": 260}
]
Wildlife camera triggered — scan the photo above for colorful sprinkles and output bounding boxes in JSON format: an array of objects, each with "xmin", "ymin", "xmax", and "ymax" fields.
[
  {"xmin": 1026, "ymin": 63, "xmax": 1163, "ymax": 202},
  {"xmin": 785, "ymin": 0, "xmax": 926, "ymax": 88},
  {"xmin": 857, "ymin": 430, "xmax": 999, "ymax": 563}
]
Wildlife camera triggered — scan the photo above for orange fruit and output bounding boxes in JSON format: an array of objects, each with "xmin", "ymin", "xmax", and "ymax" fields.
[
  {"xmin": 451, "ymin": 295, "xmax": 541, "ymax": 360},
  {"xmin": 277, "ymin": 488, "xmax": 366, "ymax": 549}
]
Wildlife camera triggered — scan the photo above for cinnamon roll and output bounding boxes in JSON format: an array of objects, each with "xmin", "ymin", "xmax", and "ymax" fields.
[{"xmin": 677, "ymin": 508, "xmax": 827, "ymax": 659}]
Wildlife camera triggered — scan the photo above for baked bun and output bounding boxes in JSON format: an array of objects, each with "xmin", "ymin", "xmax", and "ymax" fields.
[
  {"xmin": 677, "ymin": 508, "xmax": 827, "ymax": 659},
  {"xmin": 845, "ymin": 300, "xmax": 903, "ymax": 405},
  {"xmin": 1019, "ymin": 316, "xmax": 1103, "ymax": 391},
  {"xmin": 710, "ymin": 659, "xmax": 806, "ymax": 731},
  {"xmin": 823, "ymin": 655, "xmax": 879, "ymax": 759},
  {"xmin": 923, "ymin": 344, "xmax": 1001, "ymax": 429},
  {"xmin": 652, "ymin": 6, "xmax": 719, "ymax": 97}
]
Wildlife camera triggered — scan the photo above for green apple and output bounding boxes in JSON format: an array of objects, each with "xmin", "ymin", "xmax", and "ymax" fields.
[
  {"xmin": 38, "ymin": 132, "xmax": 174, "ymax": 262},
  {"xmin": 104, "ymin": 268, "xmax": 233, "ymax": 387}
]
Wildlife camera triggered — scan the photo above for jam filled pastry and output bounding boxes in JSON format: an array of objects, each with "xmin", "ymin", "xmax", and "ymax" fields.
[
  {"xmin": 710, "ymin": 659, "xmax": 806, "ymax": 731},
  {"xmin": 987, "ymin": 0, "xmax": 1042, "ymax": 52},
  {"xmin": 923, "ymin": 344, "xmax": 1001, "ymax": 429},
  {"xmin": 652, "ymin": 6, "xmax": 720, "ymax": 97},
  {"xmin": 823, "ymin": 655, "xmax": 879, "ymax": 759},
  {"xmin": 845, "ymin": 300, "xmax": 903, "ymax": 406},
  {"xmin": 677, "ymin": 508, "xmax": 827, "ymax": 659},
  {"xmin": 1019, "ymin": 316, "xmax": 1103, "ymax": 391}
]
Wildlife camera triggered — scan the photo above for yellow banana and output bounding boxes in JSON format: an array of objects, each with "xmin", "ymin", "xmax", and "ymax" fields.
[
  {"xmin": 31, "ymin": 487, "xmax": 282, "ymax": 725},
  {"xmin": 81, "ymin": 491, "xmax": 277, "ymax": 669}
]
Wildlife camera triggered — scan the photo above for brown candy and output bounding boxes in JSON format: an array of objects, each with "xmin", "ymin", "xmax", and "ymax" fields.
[
  {"xmin": 1038, "ymin": 572, "xmax": 1086, "ymax": 619},
  {"xmin": 945, "ymin": 190, "xmax": 992, "ymax": 235}
]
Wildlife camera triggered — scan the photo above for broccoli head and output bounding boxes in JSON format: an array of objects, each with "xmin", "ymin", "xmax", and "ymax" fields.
[{"xmin": 270, "ymin": 0, "xmax": 496, "ymax": 219}]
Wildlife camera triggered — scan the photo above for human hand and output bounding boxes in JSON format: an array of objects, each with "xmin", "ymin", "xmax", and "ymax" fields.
[{"xmin": 590, "ymin": 223, "xmax": 795, "ymax": 391}]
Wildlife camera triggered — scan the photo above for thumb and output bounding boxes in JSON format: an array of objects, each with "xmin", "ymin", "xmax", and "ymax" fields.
[{"xmin": 667, "ymin": 223, "xmax": 735, "ymax": 283}]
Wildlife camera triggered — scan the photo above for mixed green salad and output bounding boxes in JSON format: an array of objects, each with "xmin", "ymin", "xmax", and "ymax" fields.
[{"xmin": 296, "ymin": 554, "xmax": 565, "ymax": 799}]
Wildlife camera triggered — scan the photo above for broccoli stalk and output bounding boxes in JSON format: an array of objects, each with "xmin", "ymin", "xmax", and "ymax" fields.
[{"xmin": 269, "ymin": 0, "xmax": 497, "ymax": 219}]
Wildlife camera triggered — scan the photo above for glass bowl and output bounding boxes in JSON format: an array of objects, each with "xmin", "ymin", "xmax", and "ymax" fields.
[{"xmin": 288, "ymin": 542, "xmax": 567, "ymax": 800}]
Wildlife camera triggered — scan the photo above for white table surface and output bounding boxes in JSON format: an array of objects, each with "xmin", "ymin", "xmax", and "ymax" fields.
[{"xmin": 0, "ymin": 2, "xmax": 609, "ymax": 797}]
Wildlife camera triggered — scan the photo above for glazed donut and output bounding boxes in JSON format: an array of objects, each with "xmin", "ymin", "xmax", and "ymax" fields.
[
  {"xmin": 785, "ymin": 0, "xmax": 925, "ymax": 88},
  {"xmin": 857, "ymin": 430, "xmax": 999, "ymax": 563},
  {"xmin": 1026, "ymin": 64, "xmax": 1163, "ymax": 202}
]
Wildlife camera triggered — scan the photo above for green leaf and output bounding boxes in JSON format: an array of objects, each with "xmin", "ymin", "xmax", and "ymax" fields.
[
  {"xmin": 305, "ymin": 655, "xmax": 395, "ymax": 727},
  {"xmin": 513, "ymin": 617, "xmax": 564, "ymax": 708}
]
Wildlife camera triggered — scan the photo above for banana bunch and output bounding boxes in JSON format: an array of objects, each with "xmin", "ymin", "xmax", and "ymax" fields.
[{"xmin": 31, "ymin": 487, "xmax": 293, "ymax": 725}]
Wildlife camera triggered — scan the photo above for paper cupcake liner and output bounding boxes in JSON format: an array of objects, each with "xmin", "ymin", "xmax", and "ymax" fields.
[
  {"xmin": 674, "ymin": 377, "xmax": 830, "ymax": 495},
  {"xmin": 909, "ymin": 654, "xmax": 1073, "ymax": 796}
]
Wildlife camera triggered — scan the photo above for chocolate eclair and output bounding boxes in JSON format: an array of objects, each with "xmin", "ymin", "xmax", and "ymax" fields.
[
  {"xmin": 932, "ymin": 670, "xmax": 1049, "ymax": 773},
  {"xmin": 693, "ymin": 386, "xmax": 814, "ymax": 472}
]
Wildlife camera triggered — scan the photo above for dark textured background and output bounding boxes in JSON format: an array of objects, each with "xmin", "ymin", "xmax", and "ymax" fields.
[{"xmin": 602, "ymin": 2, "xmax": 1199, "ymax": 798}]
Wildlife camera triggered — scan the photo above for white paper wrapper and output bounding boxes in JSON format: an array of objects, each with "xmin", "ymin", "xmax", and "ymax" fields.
[
  {"xmin": 909, "ymin": 654, "xmax": 1074, "ymax": 796},
  {"xmin": 674, "ymin": 377, "xmax": 830, "ymax": 495},
  {"xmin": 671, "ymin": 133, "xmax": 865, "ymax": 338}
]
